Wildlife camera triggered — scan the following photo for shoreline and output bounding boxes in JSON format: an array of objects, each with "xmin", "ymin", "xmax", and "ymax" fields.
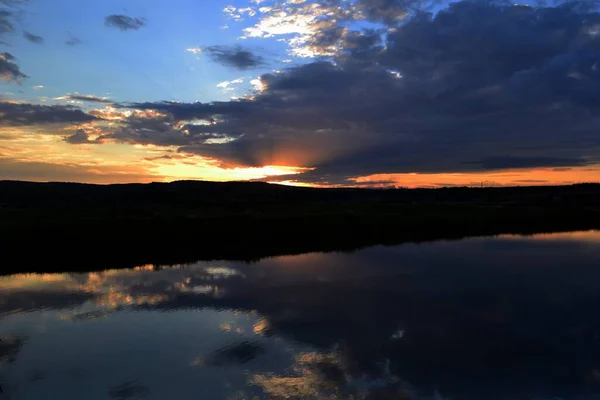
[
  {"xmin": 2, "ymin": 180, "xmax": 600, "ymax": 275},
  {"xmin": 2, "ymin": 210, "xmax": 598, "ymax": 275}
]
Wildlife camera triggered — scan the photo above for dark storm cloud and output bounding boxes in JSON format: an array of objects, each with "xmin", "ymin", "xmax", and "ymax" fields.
[
  {"xmin": 121, "ymin": 100, "xmax": 244, "ymax": 122},
  {"xmin": 97, "ymin": 111, "xmax": 198, "ymax": 147},
  {"xmin": 22, "ymin": 30, "xmax": 42, "ymax": 43},
  {"xmin": 466, "ymin": 156, "xmax": 588, "ymax": 170},
  {"xmin": 341, "ymin": 29, "xmax": 383, "ymax": 51},
  {"xmin": 117, "ymin": 1, "xmax": 600, "ymax": 182},
  {"xmin": 203, "ymin": 45, "xmax": 265, "ymax": 70},
  {"xmin": 355, "ymin": 0, "xmax": 425, "ymax": 24},
  {"xmin": 0, "ymin": 102, "xmax": 97, "ymax": 126},
  {"xmin": 0, "ymin": 52, "xmax": 27, "ymax": 82},
  {"xmin": 104, "ymin": 14, "xmax": 146, "ymax": 31}
]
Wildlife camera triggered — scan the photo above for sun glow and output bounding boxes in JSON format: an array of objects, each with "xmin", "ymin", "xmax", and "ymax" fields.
[
  {"xmin": 155, "ymin": 163, "xmax": 312, "ymax": 182},
  {"xmin": 267, "ymin": 180, "xmax": 316, "ymax": 187}
]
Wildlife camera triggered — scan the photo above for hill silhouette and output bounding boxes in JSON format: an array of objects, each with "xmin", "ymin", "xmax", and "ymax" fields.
[
  {"xmin": 2, "ymin": 180, "xmax": 600, "ymax": 208},
  {"xmin": 1, "ymin": 180, "xmax": 600, "ymax": 274}
]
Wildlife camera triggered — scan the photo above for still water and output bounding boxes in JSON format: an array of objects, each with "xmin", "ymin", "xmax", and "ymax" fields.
[{"xmin": 3, "ymin": 232, "xmax": 600, "ymax": 399}]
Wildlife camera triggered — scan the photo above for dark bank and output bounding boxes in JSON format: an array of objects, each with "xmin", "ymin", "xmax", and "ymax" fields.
[{"xmin": 2, "ymin": 180, "xmax": 600, "ymax": 274}]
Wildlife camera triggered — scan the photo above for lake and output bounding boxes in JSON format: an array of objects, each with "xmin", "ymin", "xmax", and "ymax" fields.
[{"xmin": 2, "ymin": 231, "xmax": 600, "ymax": 399}]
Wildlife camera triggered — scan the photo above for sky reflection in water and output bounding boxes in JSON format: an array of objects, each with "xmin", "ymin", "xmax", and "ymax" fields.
[{"xmin": 2, "ymin": 232, "xmax": 600, "ymax": 399}]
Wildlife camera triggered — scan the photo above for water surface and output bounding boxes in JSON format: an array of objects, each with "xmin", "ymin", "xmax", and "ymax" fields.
[{"xmin": 3, "ymin": 232, "xmax": 600, "ymax": 399}]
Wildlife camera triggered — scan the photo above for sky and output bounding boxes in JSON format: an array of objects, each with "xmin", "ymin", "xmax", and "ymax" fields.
[{"xmin": 1, "ymin": 0, "xmax": 600, "ymax": 187}]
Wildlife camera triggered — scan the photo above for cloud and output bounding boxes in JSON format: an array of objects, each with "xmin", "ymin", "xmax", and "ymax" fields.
[
  {"xmin": 96, "ymin": 109, "xmax": 200, "ymax": 147},
  {"xmin": 466, "ymin": 156, "xmax": 587, "ymax": 170},
  {"xmin": 22, "ymin": 30, "xmax": 42, "ymax": 43},
  {"xmin": 0, "ymin": 0, "xmax": 30, "ymax": 5},
  {"xmin": 0, "ymin": 1, "xmax": 28, "ymax": 36},
  {"xmin": 109, "ymin": 1, "xmax": 600, "ymax": 184},
  {"xmin": 223, "ymin": 5, "xmax": 257, "ymax": 21},
  {"xmin": 0, "ymin": 1, "xmax": 30, "ymax": 36},
  {"xmin": 0, "ymin": 52, "xmax": 27, "ymax": 82},
  {"xmin": 202, "ymin": 45, "xmax": 266, "ymax": 70},
  {"xmin": 0, "ymin": 9, "xmax": 14, "ymax": 35},
  {"xmin": 104, "ymin": 14, "xmax": 146, "ymax": 31},
  {"xmin": 64, "ymin": 129, "xmax": 100, "ymax": 144},
  {"xmin": 65, "ymin": 34, "xmax": 82, "ymax": 46},
  {"xmin": 56, "ymin": 93, "xmax": 112, "ymax": 104},
  {"xmin": 217, "ymin": 78, "xmax": 244, "ymax": 93},
  {"xmin": 0, "ymin": 101, "xmax": 97, "ymax": 126},
  {"xmin": 1, "ymin": 2, "xmax": 32, "ymax": 81},
  {"xmin": 354, "ymin": 0, "xmax": 423, "ymax": 24},
  {"xmin": 241, "ymin": 0, "xmax": 356, "ymax": 57},
  {"xmin": 236, "ymin": 0, "xmax": 425, "ymax": 58}
]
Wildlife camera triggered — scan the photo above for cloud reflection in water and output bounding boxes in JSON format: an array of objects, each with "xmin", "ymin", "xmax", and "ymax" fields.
[{"xmin": 1, "ymin": 231, "xmax": 600, "ymax": 399}]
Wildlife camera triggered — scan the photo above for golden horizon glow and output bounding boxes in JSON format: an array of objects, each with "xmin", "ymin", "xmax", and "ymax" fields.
[
  {"xmin": 1, "ymin": 124, "xmax": 600, "ymax": 186},
  {"xmin": 350, "ymin": 167, "xmax": 600, "ymax": 188}
]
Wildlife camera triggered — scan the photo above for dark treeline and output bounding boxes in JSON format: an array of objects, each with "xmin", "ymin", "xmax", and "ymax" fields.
[
  {"xmin": 2, "ymin": 180, "xmax": 600, "ymax": 208},
  {"xmin": 1, "ymin": 180, "xmax": 600, "ymax": 274}
]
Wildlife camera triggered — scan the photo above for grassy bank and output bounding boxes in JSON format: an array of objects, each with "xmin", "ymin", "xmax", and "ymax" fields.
[{"xmin": 1, "ymin": 180, "xmax": 600, "ymax": 274}]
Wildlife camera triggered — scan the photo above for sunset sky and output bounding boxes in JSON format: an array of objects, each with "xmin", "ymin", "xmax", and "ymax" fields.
[{"xmin": 1, "ymin": 0, "xmax": 600, "ymax": 187}]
